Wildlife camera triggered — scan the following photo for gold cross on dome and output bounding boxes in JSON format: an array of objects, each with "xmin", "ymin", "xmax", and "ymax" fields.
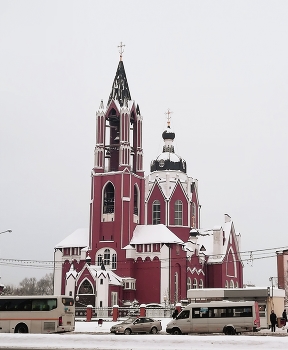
[
  {"xmin": 165, "ymin": 109, "xmax": 173, "ymax": 127},
  {"xmin": 118, "ymin": 42, "xmax": 125, "ymax": 61}
]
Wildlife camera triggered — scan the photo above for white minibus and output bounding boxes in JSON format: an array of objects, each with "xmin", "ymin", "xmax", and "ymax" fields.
[
  {"xmin": 0, "ymin": 295, "xmax": 75, "ymax": 333},
  {"xmin": 166, "ymin": 300, "xmax": 260, "ymax": 335}
]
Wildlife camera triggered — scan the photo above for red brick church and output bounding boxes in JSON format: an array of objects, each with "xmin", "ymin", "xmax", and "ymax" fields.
[{"xmin": 53, "ymin": 51, "xmax": 243, "ymax": 307}]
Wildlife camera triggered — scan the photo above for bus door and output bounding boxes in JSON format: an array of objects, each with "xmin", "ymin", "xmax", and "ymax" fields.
[
  {"xmin": 191, "ymin": 307, "xmax": 209, "ymax": 333},
  {"xmin": 175, "ymin": 309, "xmax": 191, "ymax": 334}
]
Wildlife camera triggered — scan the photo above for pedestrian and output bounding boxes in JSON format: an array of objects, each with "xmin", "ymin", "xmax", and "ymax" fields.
[
  {"xmin": 172, "ymin": 308, "xmax": 179, "ymax": 319},
  {"xmin": 270, "ymin": 310, "xmax": 277, "ymax": 332},
  {"xmin": 282, "ymin": 309, "xmax": 287, "ymax": 323},
  {"xmin": 282, "ymin": 309, "xmax": 287, "ymax": 328}
]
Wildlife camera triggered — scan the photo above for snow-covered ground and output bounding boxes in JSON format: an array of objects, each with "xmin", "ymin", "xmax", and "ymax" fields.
[{"xmin": 0, "ymin": 319, "xmax": 288, "ymax": 349}]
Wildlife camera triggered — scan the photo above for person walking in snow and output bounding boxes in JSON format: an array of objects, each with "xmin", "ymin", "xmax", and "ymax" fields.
[
  {"xmin": 270, "ymin": 310, "xmax": 277, "ymax": 332},
  {"xmin": 282, "ymin": 309, "xmax": 287, "ymax": 324},
  {"xmin": 172, "ymin": 308, "xmax": 179, "ymax": 319}
]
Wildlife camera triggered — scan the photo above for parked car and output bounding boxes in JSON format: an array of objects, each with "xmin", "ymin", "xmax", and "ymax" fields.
[
  {"xmin": 145, "ymin": 303, "xmax": 165, "ymax": 309},
  {"xmin": 110, "ymin": 317, "xmax": 162, "ymax": 335}
]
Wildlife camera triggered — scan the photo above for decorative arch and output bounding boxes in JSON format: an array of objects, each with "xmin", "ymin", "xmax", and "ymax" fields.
[
  {"xmin": 193, "ymin": 278, "xmax": 198, "ymax": 289},
  {"xmin": 96, "ymin": 247, "xmax": 117, "ymax": 270},
  {"xmin": 226, "ymin": 246, "xmax": 237, "ymax": 277},
  {"xmin": 102, "ymin": 182, "xmax": 115, "ymax": 214},
  {"xmin": 77, "ymin": 278, "xmax": 94, "ymax": 295},
  {"xmin": 230, "ymin": 280, "xmax": 234, "ymax": 288}
]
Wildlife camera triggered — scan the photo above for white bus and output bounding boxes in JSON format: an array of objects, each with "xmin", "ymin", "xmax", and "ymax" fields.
[
  {"xmin": 166, "ymin": 300, "xmax": 260, "ymax": 335},
  {"xmin": 0, "ymin": 295, "xmax": 75, "ymax": 333}
]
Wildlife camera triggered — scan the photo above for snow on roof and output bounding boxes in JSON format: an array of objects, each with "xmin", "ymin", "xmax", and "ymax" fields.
[
  {"xmin": 87, "ymin": 265, "xmax": 123, "ymax": 286},
  {"xmin": 130, "ymin": 224, "xmax": 184, "ymax": 245},
  {"xmin": 55, "ymin": 228, "xmax": 89, "ymax": 248},
  {"xmin": 156, "ymin": 152, "xmax": 181, "ymax": 162}
]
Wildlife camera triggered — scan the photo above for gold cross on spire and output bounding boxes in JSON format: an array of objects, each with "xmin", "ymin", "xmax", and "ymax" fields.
[
  {"xmin": 165, "ymin": 108, "xmax": 173, "ymax": 127},
  {"xmin": 118, "ymin": 42, "xmax": 125, "ymax": 61}
]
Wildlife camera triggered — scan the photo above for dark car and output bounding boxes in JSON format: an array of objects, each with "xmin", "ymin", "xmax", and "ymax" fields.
[{"xmin": 110, "ymin": 317, "xmax": 162, "ymax": 335}]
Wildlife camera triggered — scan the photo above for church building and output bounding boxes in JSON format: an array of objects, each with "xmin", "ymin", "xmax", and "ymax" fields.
[{"xmin": 53, "ymin": 50, "xmax": 243, "ymax": 308}]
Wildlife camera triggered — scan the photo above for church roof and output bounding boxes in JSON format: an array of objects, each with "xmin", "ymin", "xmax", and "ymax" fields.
[
  {"xmin": 130, "ymin": 224, "xmax": 184, "ymax": 245},
  {"xmin": 55, "ymin": 228, "xmax": 88, "ymax": 248},
  {"xmin": 195, "ymin": 220, "xmax": 237, "ymax": 263},
  {"xmin": 107, "ymin": 60, "xmax": 131, "ymax": 107}
]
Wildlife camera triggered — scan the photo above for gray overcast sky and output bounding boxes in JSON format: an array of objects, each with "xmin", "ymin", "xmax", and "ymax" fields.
[{"xmin": 0, "ymin": 1, "xmax": 287, "ymax": 287}]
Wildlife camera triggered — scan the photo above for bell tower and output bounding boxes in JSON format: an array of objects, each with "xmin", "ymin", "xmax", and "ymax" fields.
[{"xmin": 89, "ymin": 45, "xmax": 145, "ymax": 277}]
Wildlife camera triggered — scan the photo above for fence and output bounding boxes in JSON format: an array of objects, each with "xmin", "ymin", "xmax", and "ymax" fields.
[{"xmin": 75, "ymin": 306, "xmax": 173, "ymax": 319}]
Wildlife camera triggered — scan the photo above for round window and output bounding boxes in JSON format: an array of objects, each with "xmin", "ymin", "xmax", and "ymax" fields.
[{"xmin": 159, "ymin": 159, "xmax": 165, "ymax": 167}]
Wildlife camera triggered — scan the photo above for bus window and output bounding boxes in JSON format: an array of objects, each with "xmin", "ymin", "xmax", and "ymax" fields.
[
  {"xmin": 192, "ymin": 308, "xmax": 208, "ymax": 318},
  {"xmin": 62, "ymin": 298, "xmax": 74, "ymax": 306}
]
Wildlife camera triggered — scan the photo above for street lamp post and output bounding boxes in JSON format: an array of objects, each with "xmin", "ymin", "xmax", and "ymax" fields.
[{"xmin": 0, "ymin": 230, "xmax": 12, "ymax": 289}]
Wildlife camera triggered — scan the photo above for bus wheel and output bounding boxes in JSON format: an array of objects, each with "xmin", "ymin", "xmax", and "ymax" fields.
[
  {"xmin": 224, "ymin": 326, "xmax": 235, "ymax": 335},
  {"xmin": 15, "ymin": 323, "xmax": 28, "ymax": 333},
  {"xmin": 172, "ymin": 328, "xmax": 182, "ymax": 335}
]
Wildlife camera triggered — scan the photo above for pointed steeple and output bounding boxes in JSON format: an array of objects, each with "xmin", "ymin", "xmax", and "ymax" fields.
[
  {"xmin": 107, "ymin": 60, "xmax": 131, "ymax": 107},
  {"xmin": 107, "ymin": 43, "xmax": 131, "ymax": 108}
]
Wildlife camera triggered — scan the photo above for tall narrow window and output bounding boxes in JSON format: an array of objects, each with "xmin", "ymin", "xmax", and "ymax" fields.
[
  {"xmin": 103, "ymin": 182, "xmax": 115, "ymax": 214},
  {"xmin": 152, "ymin": 200, "xmax": 161, "ymax": 225},
  {"xmin": 104, "ymin": 249, "xmax": 110, "ymax": 265},
  {"xmin": 187, "ymin": 277, "xmax": 191, "ymax": 291},
  {"xmin": 97, "ymin": 254, "xmax": 103, "ymax": 266},
  {"xmin": 111, "ymin": 292, "xmax": 118, "ymax": 307},
  {"xmin": 193, "ymin": 278, "xmax": 198, "ymax": 289},
  {"xmin": 199, "ymin": 279, "xmax": 204, "ymax": 289},
  {"xmin": 174, "ymin": 200, "xmax": 183, "ymax": 225},
  {"xmin": 174, "ymin": 272, "xmax": 179, "ymax": 302},
  {"xmin": 112, "ymin": 253, "xmax": 117, "ymax": 269},
  {"xmin": 192, "ymin": 202, "xmax": 196, "ymax": 227},
  {"xmin": 134, "ymin": 184, "xmax": 139, "ymax": 215}
]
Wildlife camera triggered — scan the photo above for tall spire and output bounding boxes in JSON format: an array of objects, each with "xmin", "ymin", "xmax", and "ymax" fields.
[{"xmin": 107, "ymin": 42, "xmax": 131, "ymax": 107}]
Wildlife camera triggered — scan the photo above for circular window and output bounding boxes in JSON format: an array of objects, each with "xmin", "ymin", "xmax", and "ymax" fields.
[{"xmin": 159, "ymin": 159, "xmax": 165, "ymax": 167}]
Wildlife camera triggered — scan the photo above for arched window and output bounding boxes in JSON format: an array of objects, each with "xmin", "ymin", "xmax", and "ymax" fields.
[
  {"xmin": 174, "ymin": 200, "xmax": 183, "ymax": 225},
  {"xmin": 193, "ymin": 278, "xmax": 198, "ymax": 289},
  {"xmin": 225, "ymin": 280, "xmax": 229, "ymax": 288},
  {"xmin": 235, "ymin": 281, "xmax": 239, "ymax": 288},
  {"xmin": 112, "ymin": 253, "xmax": 117, "ymax": 269},
  {"xmin": 152, "ymin": 200, "xmax": 160, "ymax": 225},
  {"xmin": 134, "ymin": 185, "xmax": 139, "ymax": 216},
  {"xmin": 199, "ymin": 279, "xmax": 204, "ymax": 289},
  {"xmin": 103, "ymin": 182, "xmax": 115, "ymax": 214},
  {"xmin": 104, "ymin": 249, "xmax": 110, "ymax": 265},
  {"xmin": 96, "ymin": 248, "xmax": 117, "ymax": 270},
  {"xmin": 230, "ymin": 280, "xmax": 234, "ymax": 288},
  {"xmin": 187, "ymin": 277, "xmax": 191, "ymax": 291},
  {"xmin": 78, "ymin": 279, "xmax": 93, "ymax": 294}
]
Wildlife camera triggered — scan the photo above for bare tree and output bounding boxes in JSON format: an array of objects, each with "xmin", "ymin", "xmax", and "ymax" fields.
[
  {"xmin": 36, "ymin": 273, "xmax": 53, "ymax": 295},
  {"xmin": 2, "ymin": 273, "xmax": 53, "ymax": 296}
]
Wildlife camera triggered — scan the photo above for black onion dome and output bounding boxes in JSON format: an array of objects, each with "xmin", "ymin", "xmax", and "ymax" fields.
[
  {"xmin": 162, "ymin": 126, "xmax": 175, "ymax": 140},
  {"xmin": 150, "ymin": 125, "xmax": 187, "ymax": 173}
]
